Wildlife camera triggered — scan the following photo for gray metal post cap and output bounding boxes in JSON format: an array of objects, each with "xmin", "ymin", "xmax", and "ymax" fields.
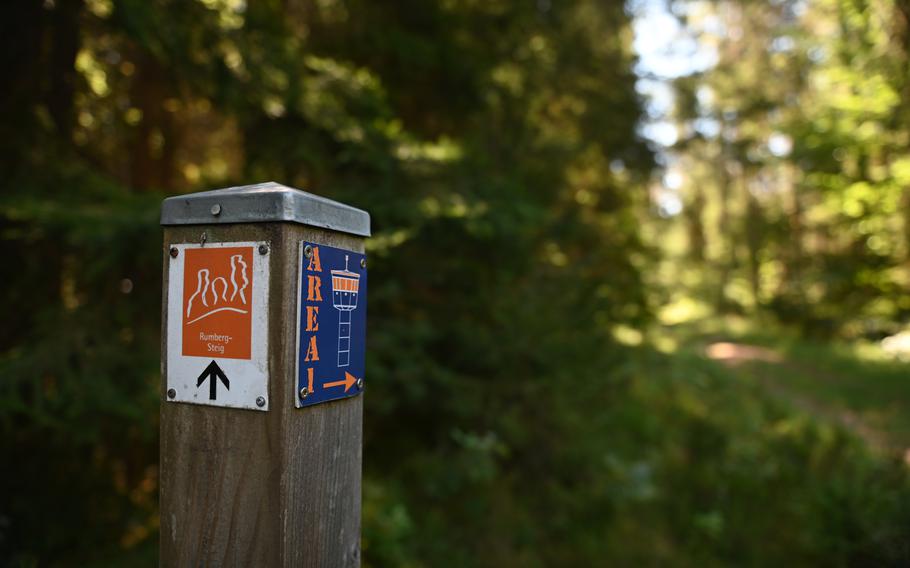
[{"xmin": 160, "ymin": 181, "xmax": 370, "ymax": 237}]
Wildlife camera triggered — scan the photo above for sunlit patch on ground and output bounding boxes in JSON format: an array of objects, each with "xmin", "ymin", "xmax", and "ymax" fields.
[{"xmin": 704, "ymin": 341, "xmax": 783, "ymax": 365}]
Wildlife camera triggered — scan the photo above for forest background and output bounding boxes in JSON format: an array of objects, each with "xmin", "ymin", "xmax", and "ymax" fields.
[{"xmin": 3, "ymin": 0, "xmax": 910, "ymax": 565}]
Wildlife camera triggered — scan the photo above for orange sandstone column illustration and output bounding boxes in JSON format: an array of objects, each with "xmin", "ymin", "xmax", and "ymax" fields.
[{"xmin": 182, "ymin": 246, "xmax": 254, "ymax": 360}]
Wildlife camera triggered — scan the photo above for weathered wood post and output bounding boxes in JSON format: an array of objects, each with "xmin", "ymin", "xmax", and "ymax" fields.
[{"xmin": 159, "ymin": 182, "xmax": 369, "ymax": 567}]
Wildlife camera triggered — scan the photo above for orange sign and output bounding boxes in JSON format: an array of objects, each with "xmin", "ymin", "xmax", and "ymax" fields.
[{"xmin": 182, "ymin": 246, "xmax": 253, "ymax": 359}]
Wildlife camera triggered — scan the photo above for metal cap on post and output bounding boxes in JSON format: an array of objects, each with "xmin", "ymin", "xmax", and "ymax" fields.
[
  {"xmin": 161, "ymin": 181, "xmax": 371, "ymax": 236},
  {"xmin": 160, "ymin": 182, "xmax": 369, "ymax": 567}
]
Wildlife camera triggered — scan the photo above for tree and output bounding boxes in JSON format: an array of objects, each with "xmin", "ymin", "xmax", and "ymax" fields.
[{"xmin": 0, "ymin": 1, "xmax": 653, "ymax": 564}]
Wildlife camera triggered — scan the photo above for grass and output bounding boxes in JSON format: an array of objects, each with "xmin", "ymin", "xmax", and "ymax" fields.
[
  {"xmin": 658, "ymin": 314, "xmax": 910, "ymax": 452},
  {"xmin": 606, "ymin": 331, "xmax": 910, "ymax": 565}
]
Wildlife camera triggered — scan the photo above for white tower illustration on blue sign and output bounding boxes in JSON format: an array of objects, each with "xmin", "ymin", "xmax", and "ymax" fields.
[{"xmin": 330, "ymin": 255, "xmax": 361, "ymax": 367}]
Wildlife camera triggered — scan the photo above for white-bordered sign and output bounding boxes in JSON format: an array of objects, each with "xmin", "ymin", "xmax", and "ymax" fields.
[{"xmin": 166, "ymin": 241, "xmax": 270, "ymax": 411}]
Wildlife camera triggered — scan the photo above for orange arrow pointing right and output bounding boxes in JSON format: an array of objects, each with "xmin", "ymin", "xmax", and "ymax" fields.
[{"xmin": 323, "ymin": 371, "xmax": 357, "ymax": 392}]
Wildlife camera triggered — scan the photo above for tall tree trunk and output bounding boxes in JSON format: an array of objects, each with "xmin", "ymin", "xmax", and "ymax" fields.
[
  {"xmin": 128, "ymin": 54, "xmax": 179, "ymax": 191},
  {"xmin": 715, "ymin": 130, "xmax": 736, "ymax": 312},
  {"xmin": 686, "ymin": 184, "xmax": 707, "ymax": 263},
  {"xmin": 745, "ymin": 184, "xmax": 763, "ymax": 307},
  {"xmin": 892, "ymin": 1, "xmax": 910, "ymax": 265},
  {"xmin": 0, "ymin": 0, "xmax": 46, "ymax": 167},
  {"xmin": 46, "ymin": 0, "xmax": 84, "ymax": 141},
  {"xmin": 779, "ymin": 170, "xmax": 804, "ymax": 300}
]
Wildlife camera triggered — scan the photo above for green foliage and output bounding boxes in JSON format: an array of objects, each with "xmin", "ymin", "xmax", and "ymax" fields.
[
  {"xmin": 663, "ymin": 0, "xmax": 910, "ymax": 337},
  {"xmin": 614, "ymin": 348, "xmax": 910, "ymax": 566},
  {"xmin": 2, "ymin": 0, "xmax": 651, "ymax": 564},
  {"xmin": 0, "ymin": 161, "xmax": 162, "ymax": 564}
]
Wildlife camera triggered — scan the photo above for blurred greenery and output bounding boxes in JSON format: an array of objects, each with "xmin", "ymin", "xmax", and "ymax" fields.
[{"xmin": 1, "ymin": 0, "xmax": 910, "ymax": 566}]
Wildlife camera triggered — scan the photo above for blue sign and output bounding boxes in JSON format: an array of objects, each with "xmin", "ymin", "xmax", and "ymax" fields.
[{"xmin": 295, "ymin": 242, "xmax": 367, "ymax": 407}]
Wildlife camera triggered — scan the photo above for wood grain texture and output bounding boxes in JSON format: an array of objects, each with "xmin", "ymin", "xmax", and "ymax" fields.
[{"xmin": 161, "ymin": 223, "xmax": 363, "ymax": 567}]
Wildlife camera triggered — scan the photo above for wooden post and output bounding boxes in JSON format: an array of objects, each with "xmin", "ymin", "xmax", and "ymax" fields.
[{"xmin": 159, "ymin": 182, "xmax": 369, "ymax": 567}]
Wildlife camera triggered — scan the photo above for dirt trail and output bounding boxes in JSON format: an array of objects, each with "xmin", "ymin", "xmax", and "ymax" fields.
[{"xmin": 704, "ymin": 342, "xmax": 899, "ymax": 457}]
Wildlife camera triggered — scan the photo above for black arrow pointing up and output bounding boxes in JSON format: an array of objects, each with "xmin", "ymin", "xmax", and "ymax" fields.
[{"xmin": 197, "ymin": 360, "xmax": 230, "ymax": 400}]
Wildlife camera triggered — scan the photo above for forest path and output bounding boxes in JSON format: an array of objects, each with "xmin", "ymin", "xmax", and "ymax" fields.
[{"xmin": 704, "ymin": 342, "xmax": 901, "ymax": 459}]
